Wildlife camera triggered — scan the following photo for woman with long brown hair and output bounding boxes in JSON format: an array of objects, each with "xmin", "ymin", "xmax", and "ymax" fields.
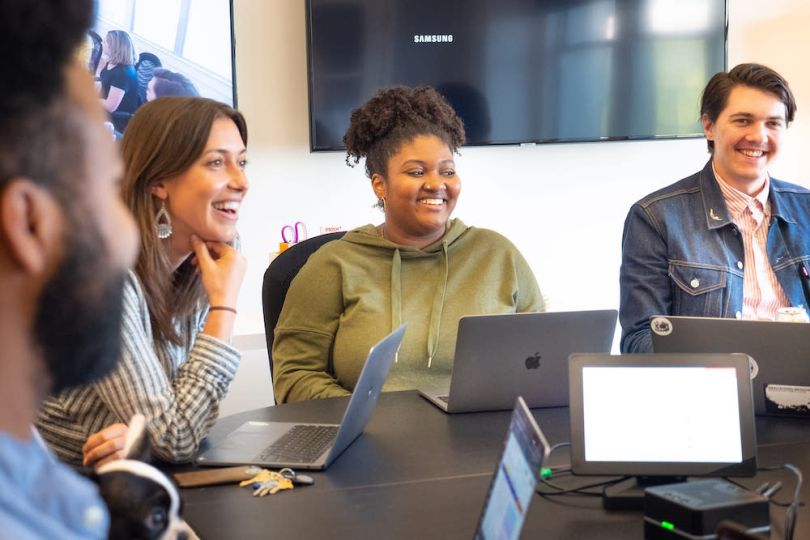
[{"xmin": 38, "ymin": 96, "xmax": 249, "ymax": 464}]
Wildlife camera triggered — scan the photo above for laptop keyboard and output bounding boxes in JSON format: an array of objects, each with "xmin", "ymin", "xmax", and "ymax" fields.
[{"xmin": 254, "ymin": 424, "xmax": 339, "ymax": 464}]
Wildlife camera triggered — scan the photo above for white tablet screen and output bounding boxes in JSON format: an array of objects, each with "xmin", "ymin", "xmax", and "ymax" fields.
[{"xmin": 581, "ymin": 366, "xmax": 742, "ymax": 463}]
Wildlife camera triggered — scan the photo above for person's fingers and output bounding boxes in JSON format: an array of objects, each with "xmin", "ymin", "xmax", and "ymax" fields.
[
  {"xmin": 94, "ymin": 450, "xmax": 127, "ymax": 468},
  {"xmin": 203, "ymin": 241, "xmax": 234, "ymax": 261},
  {"xmin": 191, "ymin": 235, "xmax": 215, "ymax": 271},
  {"xmin": 82, "ymin": 423, "xmax": 127, "ymax": 454},
  {"xmin": 83, "ymin": 436, "xmax": 126, "ymax": 467}
]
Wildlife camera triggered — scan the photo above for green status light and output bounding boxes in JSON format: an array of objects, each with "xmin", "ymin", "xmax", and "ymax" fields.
[{"xmin": 660, "ymin": 521, "xmax": 675, "ymax": 531}]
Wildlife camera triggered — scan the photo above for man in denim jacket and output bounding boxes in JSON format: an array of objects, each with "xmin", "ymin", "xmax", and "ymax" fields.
[{"xmin": 620, "ymin": 63, "xmax": 810, "ymax": 353}]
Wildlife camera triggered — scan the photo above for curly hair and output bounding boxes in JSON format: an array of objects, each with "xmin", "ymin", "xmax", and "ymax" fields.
[{"xmin": 343, "ymin": 86, "xmax": 466, "ymax": 178}]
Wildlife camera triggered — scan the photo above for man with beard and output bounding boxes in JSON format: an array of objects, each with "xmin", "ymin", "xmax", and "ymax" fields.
[{"xmin": 0, "ymin": 1, "xmax": 138, "ymax": 538}]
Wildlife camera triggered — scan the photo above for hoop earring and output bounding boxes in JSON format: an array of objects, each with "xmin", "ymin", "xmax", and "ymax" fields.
[{"xmin": 155, "ymin": 201, "xmax": 172, "ymax": 239}]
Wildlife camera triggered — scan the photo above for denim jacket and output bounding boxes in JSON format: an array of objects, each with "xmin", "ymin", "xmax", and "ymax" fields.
[{"xmin": 620, "ymin": 160, "xmax": 810, "ymax": 353}]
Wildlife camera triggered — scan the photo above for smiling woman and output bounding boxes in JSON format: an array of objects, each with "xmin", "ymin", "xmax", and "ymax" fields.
[
  {"xmin": 37, "ymin": 97, "xmax": 250, "ymax": 465},
  {"xmin": 272, "ymin": 86, "xmax": 546, "ymax": 403}
]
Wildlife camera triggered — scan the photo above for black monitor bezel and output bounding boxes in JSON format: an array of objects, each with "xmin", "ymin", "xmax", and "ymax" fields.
[
  {"xmin": 304, "ymin": 0, "xmax": 730, "ymax": 152},
  {"xmin": 568, "ymin": 353, "xmax": 757, "ymax": 478}
]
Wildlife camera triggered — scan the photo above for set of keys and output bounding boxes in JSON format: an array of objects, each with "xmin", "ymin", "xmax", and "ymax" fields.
[
  {"xmin": 174, "ymin": 465, "xmax": 314, "ymax": 497},
  {"xmin": 240, "ymin": 467, "xmax": 315, "ymax": 497}
]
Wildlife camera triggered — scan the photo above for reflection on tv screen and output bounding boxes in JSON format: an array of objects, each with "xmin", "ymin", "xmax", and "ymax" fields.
[
  {"xmin": 307, "ymin": 0, "xmax": 727, "ymax": 150},
  {"xmin": 85, "ymin": 0, "xmax": 236, "ymax": 136}
]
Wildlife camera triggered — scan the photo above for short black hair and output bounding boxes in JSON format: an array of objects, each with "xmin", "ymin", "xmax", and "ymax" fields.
[
  {"xmin": 0, "ymin": 0, "xmax": 94, "ymax": 116},
  {"xmin": 343, "ymin": 86, "xmax": 466, "ymax": 178},
  {"xmin": 0, "ymin": 0, "xmax": 95, "ymax": 195},
  {"xmin": 151, "ymin": 68, "xmax": 200, "ymax": 98},
  {"xmin": 701, "ymin": 63, "xmax": 796, "ymax": 152}
]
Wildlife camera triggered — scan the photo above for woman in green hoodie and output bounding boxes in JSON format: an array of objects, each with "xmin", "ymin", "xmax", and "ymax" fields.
[{"xmin": 273, "ymin": 86, "xmax": 545, "ymax": 403}]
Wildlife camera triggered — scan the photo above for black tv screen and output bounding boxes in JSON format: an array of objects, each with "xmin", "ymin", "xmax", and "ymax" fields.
[{"xmin": 306, "ymin": 0, "xmax": 727, "ymax": 150}]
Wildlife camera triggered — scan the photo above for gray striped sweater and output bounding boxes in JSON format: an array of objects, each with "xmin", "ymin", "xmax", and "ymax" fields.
[{"xmin": 36, "ymin": 271, "xmax": 240, "ymax": 464}]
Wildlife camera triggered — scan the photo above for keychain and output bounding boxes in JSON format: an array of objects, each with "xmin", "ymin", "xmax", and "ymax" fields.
[{"xmin": 238, "ymin": 467, "xmax": 314, "ymax": 497}]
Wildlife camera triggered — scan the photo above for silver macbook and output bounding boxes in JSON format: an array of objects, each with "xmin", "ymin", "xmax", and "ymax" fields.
[
  {"xmin": 650, "ymin": 315, "xmax": 810, "ymax": 417},
  {"xmin": 419, "ymin": 310, "xmax": 617, "ymax": 413},
  {"xmin": 196, "ymin": 324, "xmax": 406, "ymax": 470}
]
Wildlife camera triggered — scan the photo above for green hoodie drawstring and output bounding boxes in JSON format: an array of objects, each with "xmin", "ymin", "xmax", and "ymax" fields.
[
  {"xmin": 425, "ymin": 241, "xmax": 449, "ymax": 368},
  {"xmin": 390, "ymin": 248, "xmax": 402, "ymax": 362},
  {"xmin": 389, "ymin": 242, "xmax": 449, "ymax": 367}
]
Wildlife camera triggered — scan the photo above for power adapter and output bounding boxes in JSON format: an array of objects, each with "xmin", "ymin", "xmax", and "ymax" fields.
[{"xmin": 643, "ymin": 479, "xmax": 770, "ymax": 539}]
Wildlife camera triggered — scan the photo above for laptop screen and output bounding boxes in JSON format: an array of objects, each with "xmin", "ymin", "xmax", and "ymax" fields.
[
  {"xmin": 475, "ymin": 397, "xmax": 549, "ymax": 540},
  {"xmin": 569, "ymin": 353, "xmax": 757, "ymax": 477}
]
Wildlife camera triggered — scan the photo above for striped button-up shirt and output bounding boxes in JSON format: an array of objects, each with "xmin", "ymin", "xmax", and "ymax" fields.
[
  {"xmin": 714, "ymin": 168, "xmax": 789, "ymax": 320},
  {"xmin": 36, "ymin": 271, "xmax": 240, "ymax": 464}
]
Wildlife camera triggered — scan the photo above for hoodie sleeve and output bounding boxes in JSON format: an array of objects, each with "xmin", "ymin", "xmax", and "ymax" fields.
[
  {"xmin": 512, "ymin": 245, "xmax": 546, "ymax": 313},
  {"xmin": 272, "ymin": 248, "xmax": 352, "ymax": 403}
]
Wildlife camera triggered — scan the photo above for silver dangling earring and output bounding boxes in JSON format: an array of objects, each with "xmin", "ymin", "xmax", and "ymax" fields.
[{"xmin": 155, "ymin": 201, "xmax": 172, "ymax": 239}]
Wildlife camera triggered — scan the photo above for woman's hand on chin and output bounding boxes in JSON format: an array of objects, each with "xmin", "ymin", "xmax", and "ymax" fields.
[{"xmin": 191, "ymin": 234, "xmax": 247, "ymax": 309}]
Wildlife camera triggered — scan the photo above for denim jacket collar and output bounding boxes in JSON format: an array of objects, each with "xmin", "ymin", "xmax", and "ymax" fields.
[
  {"xmin": 698, "ymin": 160, "xmax": 732, "ymax": 230},
  {"xmin": 699, "ymin": 158, "xmax": 796, "ymax": 230}
]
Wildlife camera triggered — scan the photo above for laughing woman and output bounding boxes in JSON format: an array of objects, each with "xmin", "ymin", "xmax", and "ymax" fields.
[
  {"xmin": 273, "ymin": 86, "xmax": 544, "ymax": 403},
  {"xmin": 37, "ymin": 97, "xmax": 248, "ymax": 464}
]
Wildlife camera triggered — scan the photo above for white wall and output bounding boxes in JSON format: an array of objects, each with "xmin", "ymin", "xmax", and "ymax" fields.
[{"xmin": 221, "ymin": 0, "xmax": 810, "ymax": 413}]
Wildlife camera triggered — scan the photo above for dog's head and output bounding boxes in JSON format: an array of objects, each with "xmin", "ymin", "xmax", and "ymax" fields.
[
  {"xmin": 96, "ymin": 460, "xmax": 197, "ymax": 540},
  {"xmin": 93, "ymin": 415, "xmax": 198, "ymax": 540}
]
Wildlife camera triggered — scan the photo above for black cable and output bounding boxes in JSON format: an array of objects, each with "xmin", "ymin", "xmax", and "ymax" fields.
[
  {"xmin": 537, "ymin": 441, "xmax": 629, "ymax": 498},
  {"xmin": 756, "ymin": 464, "xmax": 803, "ymax": 540},
  {"xmin": 723, "ymin": 476, "xmax": 800, "ymax": 508},
  {"xmin": 548, "ymin": 442, "xmax": 571, "ymax": 454},
  {"xmin": 537, "ymin": 475, "xmax": 629, "ymax": 497}
]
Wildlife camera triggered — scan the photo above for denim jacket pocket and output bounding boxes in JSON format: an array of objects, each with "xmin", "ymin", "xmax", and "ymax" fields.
[{"xmin": 669, "ymin": 262, "xmax": 727, "ymax": 315}]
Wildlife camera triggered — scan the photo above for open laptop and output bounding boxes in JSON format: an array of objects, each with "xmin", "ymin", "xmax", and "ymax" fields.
[
  {"xmin": 473, "ymin": 396, "xmax": 550, "ymax": 540},
  {"xmin": 196, "ymin": 324, "xmax": 406, "ymax": 470},
  {"xmin": 651, "ymin": 315, "xmax": 810, "ymax": 417},
  {"xmin": 419, "ymin": 310, "xmax": 617, "ymax": 413}
]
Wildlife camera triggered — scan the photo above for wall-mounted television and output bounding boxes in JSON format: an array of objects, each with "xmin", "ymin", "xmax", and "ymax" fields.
[
  {"xmin": 88, "ymin": 0, "xmax": 237, "ymax": 134},
  {"xmin": 306, "ymin": 0, "xmax": 727, "ymax": 151}
]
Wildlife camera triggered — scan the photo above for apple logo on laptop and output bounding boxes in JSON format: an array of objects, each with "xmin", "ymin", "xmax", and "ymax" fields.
[{"xmin": 525, "ymin": 352, "xmax": 541, "ymax": 370}]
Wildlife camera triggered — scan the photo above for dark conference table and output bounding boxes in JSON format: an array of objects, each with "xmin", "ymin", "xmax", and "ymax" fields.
[{"xmin": 181, "ymin": 391, "xmax": 810, "ymax": 539}]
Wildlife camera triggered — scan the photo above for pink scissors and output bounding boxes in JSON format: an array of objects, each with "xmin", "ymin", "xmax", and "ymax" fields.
[{"xmin": 281, "ymin": 221, "xmax": 307, "ymax": 244}]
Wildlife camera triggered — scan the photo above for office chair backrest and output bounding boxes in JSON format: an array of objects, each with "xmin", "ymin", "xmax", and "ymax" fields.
[
  {"xmin": 88, "ymin": 30, "xmax": 103, "ymax": 73},
  {"xmin": 262, "ymin": 231, "xmax": 346, "ymax": 382},
  {"xmin": 135, "ymin": 52, "xmax": 162, "ymax": 104}
]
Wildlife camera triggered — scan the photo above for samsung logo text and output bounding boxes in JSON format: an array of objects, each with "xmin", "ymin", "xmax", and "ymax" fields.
[{"xmin": 413, "ymin": 34, "xmax": 454, "ymax": 43}]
